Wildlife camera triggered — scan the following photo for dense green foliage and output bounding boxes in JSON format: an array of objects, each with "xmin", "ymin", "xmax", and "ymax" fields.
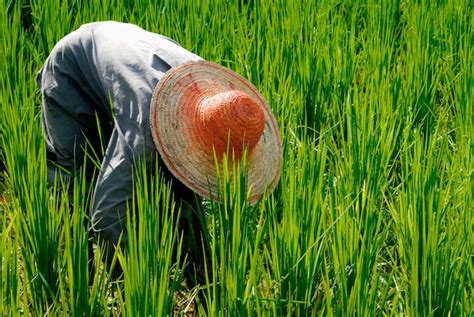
[{"xmin": 1, "ymin": 0, "xmax": 472, "ymax": 315}]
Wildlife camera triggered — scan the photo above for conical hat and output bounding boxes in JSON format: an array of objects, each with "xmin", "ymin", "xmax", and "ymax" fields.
[{"xmin": 150, "ymin": 61, "xmax": 281, "ymax": 204}]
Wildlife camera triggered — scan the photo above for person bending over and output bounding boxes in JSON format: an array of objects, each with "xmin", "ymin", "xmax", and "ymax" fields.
[{"xmin": 37, "ymin": 21, "xmax": 282, "ymax": 280}]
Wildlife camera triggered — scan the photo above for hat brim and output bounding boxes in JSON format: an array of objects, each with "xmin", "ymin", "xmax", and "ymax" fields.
[{"xmin": 150, "ymin": 61, "xmax": 281, "ymax": 204}]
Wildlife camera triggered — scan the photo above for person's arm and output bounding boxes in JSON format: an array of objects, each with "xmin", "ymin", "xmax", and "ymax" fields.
[
  {"xmin": 88, "ymin": 20, "xmax": 204, "ymax": 244},
  {"xmin": 90, "ymin": 117, "xmax": 157, "ymax": 246}
]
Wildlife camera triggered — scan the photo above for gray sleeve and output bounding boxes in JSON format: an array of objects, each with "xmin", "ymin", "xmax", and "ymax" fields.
[{"xmin": 90, "ymin": 120, "xmax": 157, "ymax": 246}]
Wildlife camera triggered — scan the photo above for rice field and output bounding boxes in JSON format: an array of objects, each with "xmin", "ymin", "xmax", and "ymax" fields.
[{"xmin": 1, "ymin": 0, "xmax": 473, "ymax": 315}]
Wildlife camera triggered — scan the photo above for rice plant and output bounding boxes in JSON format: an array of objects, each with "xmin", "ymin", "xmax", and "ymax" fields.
[{"xmin": 1, "ymin": 0, "xmax": 472, "ymax": 315}]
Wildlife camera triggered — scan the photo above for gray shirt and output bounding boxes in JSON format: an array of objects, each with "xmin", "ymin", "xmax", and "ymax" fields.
[{"xmin": 37, "ymin": 21, "xmax": 202, "ymax": 244}]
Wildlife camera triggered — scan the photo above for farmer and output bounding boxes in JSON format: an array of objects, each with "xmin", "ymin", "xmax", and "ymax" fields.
[{"xmin": 37, "ymin": 21, "xmax": 282, "ymax": 277}]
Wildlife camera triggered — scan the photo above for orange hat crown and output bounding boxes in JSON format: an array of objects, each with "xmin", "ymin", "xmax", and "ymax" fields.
[{"xmin": 195, "ymin": 90, "xmax": 265, "ymax": 160}]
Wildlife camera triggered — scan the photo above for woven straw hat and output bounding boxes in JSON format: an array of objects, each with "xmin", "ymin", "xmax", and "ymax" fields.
[{"xmin": 150, "ymin": 61, "xmax": 282, "ymax": 204}]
